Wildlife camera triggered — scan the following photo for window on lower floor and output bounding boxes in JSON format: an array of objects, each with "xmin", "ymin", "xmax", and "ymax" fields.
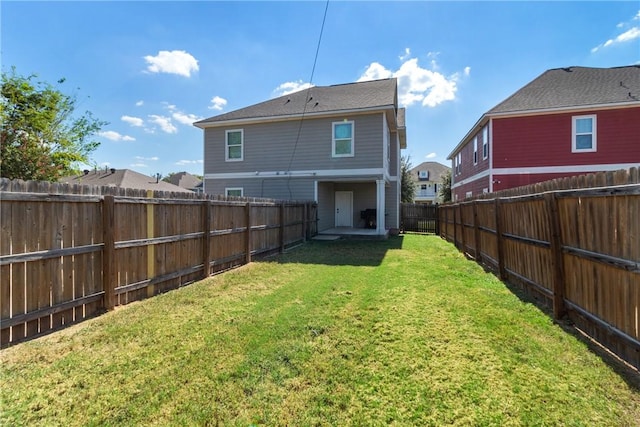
[
  {"xmin": 572, "ymin": 115, "xmax": 597, "ymax": 152},
  {"xmin": 225, "ymin": 187, "xmax": 243, "ymax": 197}
]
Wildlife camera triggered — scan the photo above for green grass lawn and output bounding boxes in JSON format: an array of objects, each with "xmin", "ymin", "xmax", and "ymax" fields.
[{"xmin": 2, "ymin": 235, "xmax": 639, "ymax": 426}]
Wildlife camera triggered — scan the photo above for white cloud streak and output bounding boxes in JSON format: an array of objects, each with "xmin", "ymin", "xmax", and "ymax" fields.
[
  {"xmin": 121, "ymin": 115, "xmax": 144, "ymax": 127},
  {"xmin": 172, "ymin": 111, "xmax": 203, "ymax": 125},
  {"xmin": 99, "ymin": 130, "xmax": 135, "ymax": 142},
  {"xmin": 135, "ymin": 156, "xmax": 159, "ymax": 161},
  {"xmin": 591, "ymin": 10, "xmax": 640, "ymax": 52},
  {"xmin": 272, "ymin": 80, "xmax": 314, "ymax": 97},
  {"xmin": 208, "ymin": 96, "xmax": 228, "ymax": 111},
  {"xmin": 426, "ymin": 152, "xmax": 437, "ymax": 159},
  {"xmin": 148, "ymin": 115, "xmax": 177, "ymax": 134},
  {"xmin": 176, "ymin": 159, "xmax": 204, "ymax": 165},
  {"xmin": 144, "ymin": 50, "xmax": 199, "ymax": 77}
]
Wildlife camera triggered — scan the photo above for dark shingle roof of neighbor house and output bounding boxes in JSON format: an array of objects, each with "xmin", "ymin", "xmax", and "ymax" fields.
[
  {"xmin": 489, "ymin": 65, "xmax": 640, "ymax": 114},
  {"xmin": 164, "ymin": 172, "xmax": 202, "ymax": 190},
  {"xmin": 194, "ymin": 78, "xmax": 399, "ymax": 126},
  {"xmin": 409, "ymin": 161, "xmax": 451, "ymax": 181},
  {"xmin": 60, "ymin": 169, "xmax": 193, "ymax": 193}
]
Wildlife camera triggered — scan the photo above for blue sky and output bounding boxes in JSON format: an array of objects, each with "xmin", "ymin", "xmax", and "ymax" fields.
[{"xmin": 3, "ymin": 1, "xmax": 639, "ymax": 177}]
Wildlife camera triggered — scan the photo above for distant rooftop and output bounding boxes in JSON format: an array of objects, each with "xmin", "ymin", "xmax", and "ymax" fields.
[{"xmin": 60, "ymin": 168, "xmax": 193, "ymax": 193}]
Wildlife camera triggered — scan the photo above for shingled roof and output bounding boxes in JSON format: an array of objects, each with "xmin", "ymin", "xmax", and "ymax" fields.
[
  {"xmin": 489, "ymin": 65, "xmax": 640, "ymax": 114},
  {"xmin": 60, "ymin": 169, "xmax": 193, "ymax": 193},
  {"xmin": 194, "ymin": 78, "xmax": 399, "ymax": 127}
]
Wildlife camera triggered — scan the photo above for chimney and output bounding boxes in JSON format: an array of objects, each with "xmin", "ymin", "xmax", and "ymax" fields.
[
  {"xmin": 110, "ymin": 168, "xmax": 116, "ymax": 174},
  {"xmin": 83, "ymin": 169, "xmax": 89, "ymax": 175}
]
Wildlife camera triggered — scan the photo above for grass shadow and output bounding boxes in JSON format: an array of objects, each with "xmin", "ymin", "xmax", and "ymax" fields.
[{"xmin": 274, "ymin": 235, "xmax": 405, "ymax": 267}]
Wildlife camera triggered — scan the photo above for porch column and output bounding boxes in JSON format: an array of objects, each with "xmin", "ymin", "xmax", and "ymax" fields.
[{"xmin": 376, "ymin": 179, "xmax": 385, "ymax": 234}]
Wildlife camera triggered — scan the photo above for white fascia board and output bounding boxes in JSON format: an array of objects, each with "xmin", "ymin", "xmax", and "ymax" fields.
[
  {"xmin": 194, "ymin": 105, "xmax": 396, "ymax": 129},
  {"xmin": 204, "ymin": 168, "xmax": 386, "ymax": 180},
  {"xmin": 451, "ymin": 169, "xmax": 491, "ymax": 189},
  {"xmin": 492, "ymin": 163, "xmax": 640, "ymax": 176}
]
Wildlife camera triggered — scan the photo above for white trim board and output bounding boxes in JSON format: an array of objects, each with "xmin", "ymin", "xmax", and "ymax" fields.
[{"xmin": 205, "ymin": 168, "xmax": 386, "ymax": 180}]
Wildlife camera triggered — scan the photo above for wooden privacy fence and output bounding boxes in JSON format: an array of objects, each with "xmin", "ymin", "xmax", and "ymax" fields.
[
  {"xmin": 439, "ymin": 168, "xmax": 640, "ymax": 370},
  {"xmin": 400, "ymin": 203, "xmax": 439, "ymax": 234},
  {"xmin": 0, "ymin": 179, "xmax": 317, "ymax": 346}
]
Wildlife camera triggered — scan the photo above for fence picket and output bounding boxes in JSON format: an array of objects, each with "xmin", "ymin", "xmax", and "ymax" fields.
[{"xmin": 0, "ymin": 178, "xmax": 316, "ymax": 346}]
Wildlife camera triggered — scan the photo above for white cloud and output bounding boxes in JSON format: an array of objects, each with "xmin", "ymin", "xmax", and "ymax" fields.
[
  {"xmin": 121, "ymin": 115, "xmax": 144, "ymax": 127},
  {"xmin": 176, "ymin": 159, "xmax": 204, "ymax": 165},
  {"xmin": 399, "ymin": 48, "xmax": 411, "ymax": 61},
  {"xmin": 273, "ymin": 80, "xmax": 314, "ymax": 97},
  {"xmin": 172, "ymin": 111, "xmax": 203, "ymax": 125},
  {"xmin": 135, "ymin": 156, "xmax": 159, "ymax": 161},
  {"xmin": 208, "ymin": 96, "xmax": 228, "ymax": 111},
  {"xmin": 144, "ymin": 50, "xmax": 199, "ymax": 77},
  {"xmin": 135, "ymin": 100, "xmax": 144, "ymax": 107},
  {"xmin": 592, "ymin": 10, "xmax": 640, "ymax": 52},
  {"xmin": 99, "ymin": 130, "xmax": 136, "ymax": 142},
  {"xmin": 359, "ymin": 55, "xmax": 468, "ymax": 108},
  {"xmin": 148, "ymin": 115, "xmax": 177, "ymax": 134},
  {"xmin": 426, "ymin": 152, "xmax": 437, "ymax": 159},
  {"xmin": 130, "ymin": 163, "xmax": 148, "ymax": 168}
]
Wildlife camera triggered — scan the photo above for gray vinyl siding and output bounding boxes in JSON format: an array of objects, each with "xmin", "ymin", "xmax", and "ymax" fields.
[
  {"xmin": 204, "ymin": 113, "xmax": 385, "ymax": 174},
  {"xmin": 205, "ymin": 177, "xmax": 316, "ymax": 201}
]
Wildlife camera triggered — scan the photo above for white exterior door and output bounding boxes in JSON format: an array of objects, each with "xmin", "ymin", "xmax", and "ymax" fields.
[{"xmin": 335, "ymin": 191, "xmax": 353, "ymax": 227}]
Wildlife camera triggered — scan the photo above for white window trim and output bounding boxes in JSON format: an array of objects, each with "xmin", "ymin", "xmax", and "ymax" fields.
[
  {"xmin": 225, "ymin": 187, "xmax": 243, "ymax": 197},
  {"xmin": 482, "ymin": 126, "xmax": 488, "ymax": 160},
  {"xmin": 332, "ymin": 121, "xmax": 355, "ymax": 158},
  {"xmin": 473, "ymin": 136, "xmax": 478, "ymax": 165},
  {"xmin": 225, "ymin": 129, "xmax": 244, "ymax": 162},
  {"xmin": 572, "ymin": 115, "xmax": 597, "ymax": 153}
]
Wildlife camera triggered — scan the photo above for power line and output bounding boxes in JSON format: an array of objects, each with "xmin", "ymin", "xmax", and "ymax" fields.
[{"xmin": 287, "ymin": 0, "xmax": 330, "ymax": 198}]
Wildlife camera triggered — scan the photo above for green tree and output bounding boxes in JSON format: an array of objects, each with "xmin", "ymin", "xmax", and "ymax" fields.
[
  {"xmin": 400, "ymin": 155, "xmax": 416, "ymax": 203},
  {"xmin": 0, "ymin": 68, "xmax": 107, "ymax": 181},
  {"xmin": 439, "ymin": 169, "xmax": 452, "ymax": 203}
]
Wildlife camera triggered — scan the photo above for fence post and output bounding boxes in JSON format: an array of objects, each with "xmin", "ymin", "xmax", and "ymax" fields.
[
  {"xmin": 435, "ymin": 204, "xmax": 440, "ymax": 236},
  {"xmin": 458, "ymin": 204, "xmax": 466, "ymax": 255},
  {"xmin": 545, "ymin": 192, "xmax": 566, "ymax": 319},
  {"xmin": 146, "ymin": 190, "xmax": 155, "ymax": 298},
  {"xmin": 245, "ymin": 202, "xmax": 252, "ymax": 264},
  {"xmin": 473, "ymin": 201, "xmax": 481, "ymax": 263},
  {"xmin": 102, "ymin": 195, "xmax": 116, "ymax": 310},
  {"xmin": 280, "ymin": 202, "xmax": 285, "ymax": 253},
  {"xmin": 303, "ymin": 203, "xmax": 308, "ymax": 242},
  {"xmin": 495, "ymin": 198, "xmax": 506, "ymax": 280},
  {"xmin": 202, "ymin": 200, "xmax": 211, "ymax": 279}
]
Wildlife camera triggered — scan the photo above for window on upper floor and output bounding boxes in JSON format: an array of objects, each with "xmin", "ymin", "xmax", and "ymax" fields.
[
  {"xmin": 456, "ymin": 153, "xmax": 462, "ymax": 175},
  {"xmin": 225, "ymin": 187, "xmax": 243, "ymax": 197},
  {"xmin": 482, "ymin": 126, "xmax": 489, "ymax": 159},
  {"xmin": 572, "ymin": 115, "xmax": 597, "ymax": 153},
  {"xmin": 226, "ymin": 129, "xmax": 244, "ymax": 161},
  {"xmin": 332, "ymin": 121, "xmax": 354, "ymax": 157},
  {"xmin": 473, "ymin": 136, "xmax": 478, "ymax": 165}
]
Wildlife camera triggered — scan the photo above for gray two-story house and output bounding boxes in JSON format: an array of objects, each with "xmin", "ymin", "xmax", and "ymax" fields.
[{"xmin": 194, "ymin": 78, "xmax": 406, "ymax": 236}]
